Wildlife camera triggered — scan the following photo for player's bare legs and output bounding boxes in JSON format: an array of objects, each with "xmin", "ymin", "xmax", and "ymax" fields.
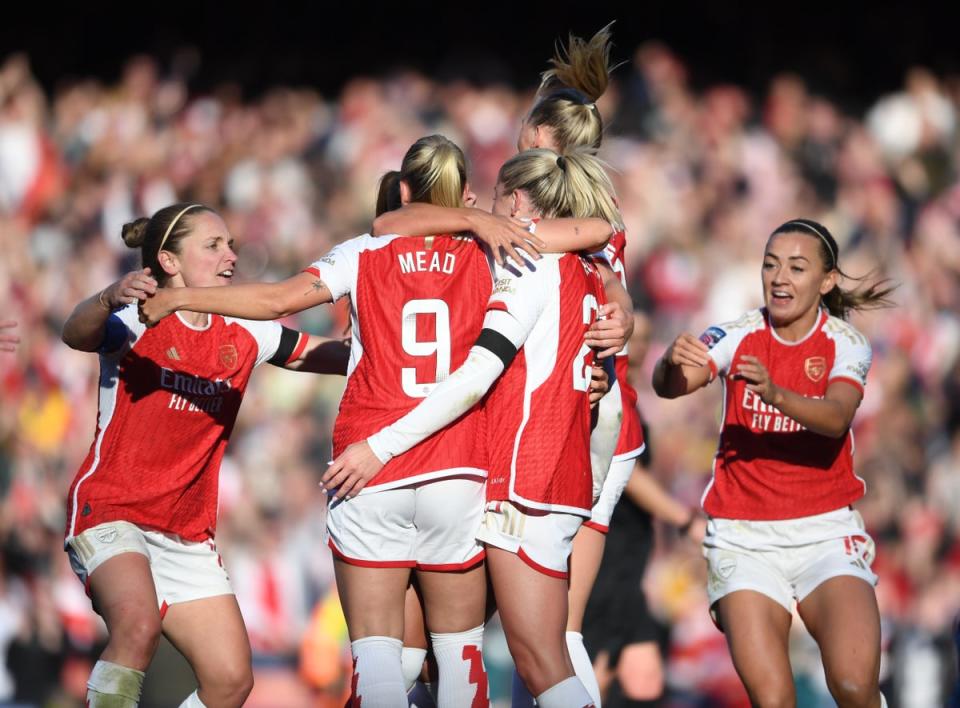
[
  {"xmin": 565, "ymin": 525, "xmax": 606, "ymax": 704},
  {"xmin": 336, "ymin": 562, "xmax": 411, "ymax": 639},
  {"xmin": 566, "ymin": 526, "xmax": 605, "ymax": 633},
  {"xmin": 715, "ymin": 590, "xmax": 794, "ymax": 708},
  {"xmin": 417, "ymin": 565, "xmax": 486, "ymax": 633},
  {"xmin": 163, "ymin": 594, "xmax": 253, "ymax": 707},
  {"xmin": 90, "ymin": 552, "xmax": 162, "ymax": 670},
  {"xmin": 798, "ymin": 577, "xmax": 882, "ymax": 708},
  {"xmin": 336, "ymin": 561, "xmax": 411, "ymax": 706},
  {"xmin": 486, "ymin": 547, "xmax": 574, "ymax": 696}
]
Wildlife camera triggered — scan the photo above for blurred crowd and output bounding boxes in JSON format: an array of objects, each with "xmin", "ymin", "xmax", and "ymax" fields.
[{"xmin": 1, "ymin": 40, "xmax": 959, "ymax": 707}]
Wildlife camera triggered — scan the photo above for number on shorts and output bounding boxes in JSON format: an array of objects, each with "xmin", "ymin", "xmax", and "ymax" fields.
[
  {"xmin": 572, "ymin": 293, "xmax": 599, "ymax": 391},
  {"xmin": 401, "ymin": 298, "xmax": 451, "ymax": 398}
]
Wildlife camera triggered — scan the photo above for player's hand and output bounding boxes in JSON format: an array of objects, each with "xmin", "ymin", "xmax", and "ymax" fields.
[
  {"xmin": 464, "ymin": 210, "xmax": 545, "ymax": 269},
  {"xmin": 589, "ymin": 364, "xmax": 609, "ymax": 407},
  {"xmin": 103, "ymin": 268, "xmax": 158, "ymax": 311},
  {"xmin": 137, "ymin": 286, "xmax": 178, "ymax": 327},
  {"xmin": 585, "ymin": 302, "xmax": 633, "ymax": 358},
  {"xmin": 665, "ymin": 333, "xmax": 710, "ymax": 369},
  {"xmin": 0, "ymin": 320, "xmax": 19, "ymax": 353},
  {"xmin": 736, "ymin": 355, "xmax": 783, "ymax": 406},
  {"xmin": 321, "ymin": 441, "xmax": 384, "ymax": 500},
  {"xmin": 685, "ymin": 516, "xmax": 708, "ymax": 544}
]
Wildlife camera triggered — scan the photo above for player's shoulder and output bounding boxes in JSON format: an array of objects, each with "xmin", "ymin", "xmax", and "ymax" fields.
[
  {"xmin": 820, "ymin": 313, "xmax": 870, "ymax": 348},
  {"xmin": 701, "ymin": 308, "xmax": 766, "ymax": 348}
]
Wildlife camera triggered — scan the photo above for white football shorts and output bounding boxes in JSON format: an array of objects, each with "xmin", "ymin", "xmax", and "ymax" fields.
[
  {"xmin": 66, "ymin": 520, "xmax": 233, "ymax": 616},
  {"xmin": 475, "ymin": 500, "xmax": 584, "ymax": 578},
  {"xmin": 703, "ymin": 506, "xmax": 878, "ymax": 625},
  {"xmin": 326, "ymin": 476, "xmax": 486, "ymax": 571}
]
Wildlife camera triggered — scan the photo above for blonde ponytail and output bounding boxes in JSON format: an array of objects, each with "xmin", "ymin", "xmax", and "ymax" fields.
[
  {"xmin": 400, "ymin": 135, "xmax": 467, "ymax": 209},
  {"xmin": 539, "ymin": 22, "xmax": 616, "ymax": 101}
]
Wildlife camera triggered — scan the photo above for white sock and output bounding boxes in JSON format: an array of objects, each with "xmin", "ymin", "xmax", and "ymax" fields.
[
  {"xmin": 536, "ymin": 676, "xmax": 595, "ymax": 708},
  {"xmin": 429, "ymin": 625, "xmax": 488, "ymax": 708},
  {"xmin": 880, "ymin": 693, "xmax": 888, "ymax": 708},
  {"xmin": 511, "ymin": 670, "xmax": 535, "ymax": 708},
  {"xmin": 86, "ymin": 660, "xmax": 145, "ymax": 708},
  {"xmin": 350, "ymin": 636, "xmax": 407, "ymax": 707},
  {"xmin": 402, "ymin": 647, "xmax": 428, "ymax": 692},
  {"xmin": 566, "ymin": 631, "xmax": 601, "ymax": 707},
  {"xmin": 178, "ymin": 690, "xmax": 207, "ymax": 708}
]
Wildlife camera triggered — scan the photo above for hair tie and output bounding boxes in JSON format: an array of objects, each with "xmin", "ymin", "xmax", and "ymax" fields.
[
  {"xmin": 157, "ymin": 204, "xmax": 203, "ymax": 253},
  {"xmin": 556, "ymin": 155, "xmax": 567, "ymax": 172},
  {"xmin": 784, "ymin": 220, "xmax": 837, "ymax": 268}
]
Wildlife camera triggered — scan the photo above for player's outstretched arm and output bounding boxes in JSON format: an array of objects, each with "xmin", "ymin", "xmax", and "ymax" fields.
[
  {"xmin": 322, "ymin": 341, "xmax": 509, "ymax": 499},
  {"xmin": 373, "ymin": 203, "xmax": 544, "ymax": 267},
  {"xmin": 652, "ymin": 333, "xmax": 713, "ymax": 399},
  {"xmin": 139, "ymin": 272, "xmax": 332, "ymax": 326},
  {"xmin": 735, "ymin": 356, "xmax": 862, "ymax": 438},
  {"xmin": 63, "ymin": 269, "xmax": 157, "ymax": 351},
  {"xmin": 283, "ymin": 335, "xmax": 350, "ymax": 375}
]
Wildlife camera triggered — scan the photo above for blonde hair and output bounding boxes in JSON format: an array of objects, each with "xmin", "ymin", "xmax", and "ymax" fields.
[
  {"xmin": 498, "ymin": 148, "xmax": 622, "ymax": 228},
  {"xmin": 397, "ymin": 135, "xmax": 467, "ymax": 209},
  {"xmin": 527, "ymin": 23, "xmax": 617, "ymax": 152}
]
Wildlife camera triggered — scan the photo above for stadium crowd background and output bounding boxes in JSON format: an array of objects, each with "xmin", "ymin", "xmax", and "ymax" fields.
[{"xmin": 1, "ymin": 26, "xmax": 960, "ymax": 708}]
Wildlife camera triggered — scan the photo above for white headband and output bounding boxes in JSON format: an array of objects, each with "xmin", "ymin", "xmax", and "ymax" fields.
[
  {"xmin": 158, "ymin": 204, "xmax": 203, "ymax": 253},
  {"xmin": 784, "ymin": 220, "xmax": 837, "ymax": 267}
]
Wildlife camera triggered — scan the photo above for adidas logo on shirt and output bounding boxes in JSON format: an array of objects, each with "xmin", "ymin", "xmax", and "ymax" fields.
[{"xmin": 166, "ymin": 347, "xmax": 181, "ymax": 361}]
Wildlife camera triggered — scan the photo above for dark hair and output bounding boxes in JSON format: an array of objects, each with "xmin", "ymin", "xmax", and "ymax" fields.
[
  {"xmin": 375, "ymin": 170, "xmax": 402, "ymax": 216},
  {"xmin": 527, "ymin": 23, "xmax": 617, "ymax": 152},
  {"xmin": 770, "ymin": 218, "xmax": 897, "ymax": 319},
  {"xmin": 121, "ymin": 203, "xmax": 214, "ymax": 286}
]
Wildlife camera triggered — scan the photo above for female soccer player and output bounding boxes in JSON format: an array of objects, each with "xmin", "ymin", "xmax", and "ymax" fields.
[
  {"xmin": 373, "ymin": 26, "xmax": 642, "ymax": 705},
  {"xmin": 62, "ymin": 203, "xmax": 348, "ymax": 708},
  {"xmin": 652, "ymin": 218, "xmax": 894, "ymax": 708},
  {"xmin": 326, "ymin": 147, "xmax": 622, "ymax": 708}
]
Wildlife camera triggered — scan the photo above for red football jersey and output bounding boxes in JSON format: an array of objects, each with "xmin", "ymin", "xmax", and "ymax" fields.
[
  {"xmin": 66, "ymin": 306, "xmax": 296, "ymax": 543},
  {"xmin": 700, "ymin": 308, "xmax": 872, "ymax": 520},
  {"xmin": 308, "ymin": 233, "xmax": 491, "ymax": 491},
  {"xmin": 483, "ymin": 253, "xmax": 607, "ymax": 516},
  {"xmin": 602, "ymin": 230, "xmax": 645, "ymax": 460}
]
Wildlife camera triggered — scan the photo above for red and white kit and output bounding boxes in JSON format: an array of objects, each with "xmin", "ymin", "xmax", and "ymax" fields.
[
  {"xmin": 585, "ymin": 229, "xmax": 646, "ymax": 533},
  {"xmin": 478, "ymin": 253, "xmax": 607, "ymax": 576},
  {"xmin": 309, "ymin": 233, "xmax": 492, "ymax": 569},
  {"xmin": 66, "ymin": 304, "xmax": 299, "ymax": 544},
  {"xmin": 701, "ymin": 307, "xmax": 872, "ymax": 521},
  {"xmin": 65, "ymin": 304, "xmax": 302, "ymax": 608},
  {"xmin": 698, "ymin": 308, "xmax": 877, "ymax": 616}
]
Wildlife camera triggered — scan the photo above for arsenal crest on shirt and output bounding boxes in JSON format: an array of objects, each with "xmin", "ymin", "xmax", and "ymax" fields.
[
  {"xmin": 219, "ymin": 344, "xmax": 238, "ymax": 368},
  {"xmin": 805, "ymin": 356, "xmax": 826, "ymax": 382}
]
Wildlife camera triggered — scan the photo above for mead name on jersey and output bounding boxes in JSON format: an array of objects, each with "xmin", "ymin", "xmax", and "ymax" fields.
[
  {"xmin": 398, "ymin": 250, "xmax": 456, "ymax": 275},
  {"xmin": 160, "ymin": 367, "xmax": 233, "ymax": 414},
  {"xmin": 742, "ymin": 388, "xmax": 823, "ymax": 433}
]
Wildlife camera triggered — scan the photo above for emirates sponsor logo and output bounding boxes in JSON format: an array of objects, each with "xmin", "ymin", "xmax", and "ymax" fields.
[
  {"xmin": 219, "ymin": 344, "xmax": 238, "ymax": 368},
  {"xmin": 805, "ymin": 356, "xmax": 827, "ymax": 382}
]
